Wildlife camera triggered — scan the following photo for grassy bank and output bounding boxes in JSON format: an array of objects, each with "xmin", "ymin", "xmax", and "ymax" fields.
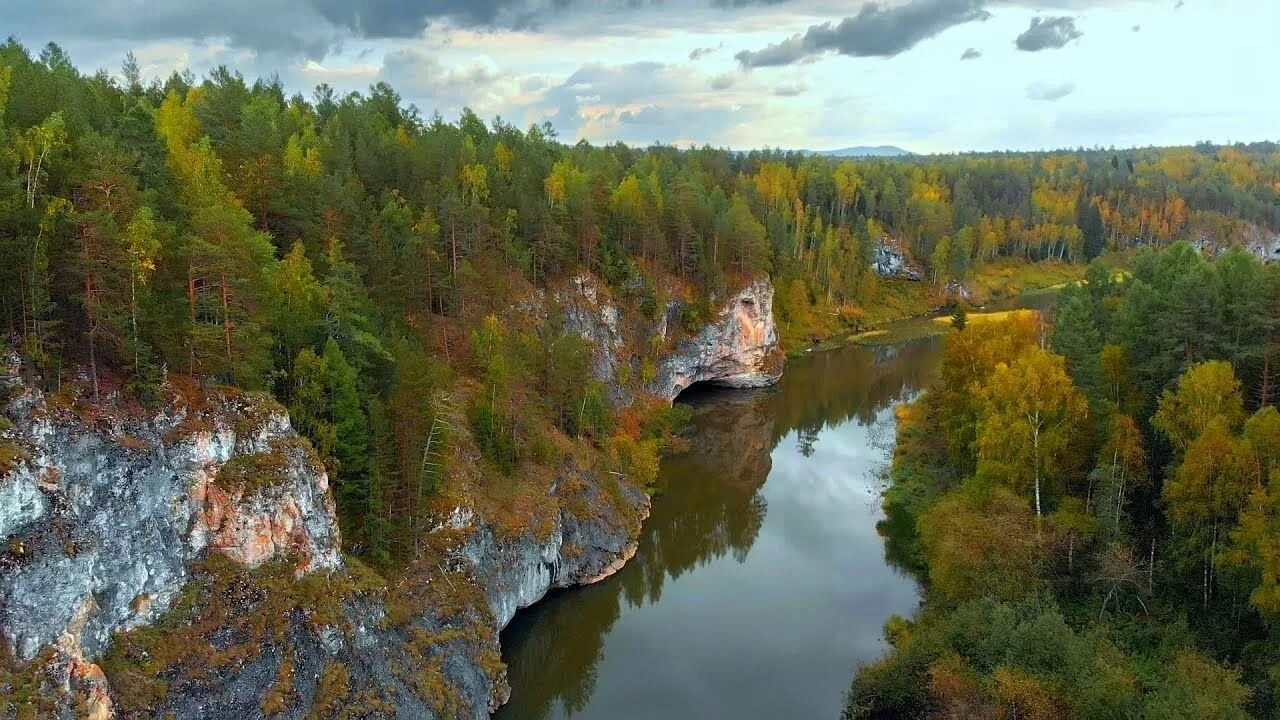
[{"xmin": 778, "ymin": 259, "xmax": 1085, "ymax": 354}]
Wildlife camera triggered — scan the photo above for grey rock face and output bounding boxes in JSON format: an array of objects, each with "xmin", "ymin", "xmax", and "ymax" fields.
[
  {"xmin": 0, "ymin": 374, "xmax": 341, "ymax": 665},
  {"xmin": 650, "ymin": 278, "xmax": 783, "ymax": 399},
  {"xmin": 0, "ymin": 368, "xmax": 648, "ymax": 720},
  {"xmin": 1246, "ymin": 229, "xmax": 1280, "ymax": 264},
  {"xmin": 459, "ymin": 479, "xmax": 650, "ymax": 631},
  {"xmin": 560, "ymin": 275, "xmax": 626, "ymax": 399},
  {"xmin": 873, "ymin": 237, "xmax": 922, "ymax": 281},
  {"xmin": 560, "ymin": 274, "xmax": 784, "ymax": 402},
  {"xmin": 147, "ymin": 593, "xmax": 488, "ymax": 720}
]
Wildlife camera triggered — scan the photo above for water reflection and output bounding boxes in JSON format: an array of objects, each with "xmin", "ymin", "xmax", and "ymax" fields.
[{"xmin": 497, "ymin": 338, "xmax": 943, "ymax": 720}]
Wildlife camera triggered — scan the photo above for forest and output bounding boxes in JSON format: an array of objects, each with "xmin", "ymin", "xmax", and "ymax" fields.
[
  {"xmin": 850, "ymin": 246, "xmax": 1280, "ymax": 718},
  {"xmin": 2, "ymin": 39, "xmax": 1279, "ymax": 571}
]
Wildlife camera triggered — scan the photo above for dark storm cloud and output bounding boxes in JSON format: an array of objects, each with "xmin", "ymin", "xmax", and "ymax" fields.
[
  {"xmin": 8, "ymin": 0, "xmax": 802, "ymax": 60},
  {"xmin": 307, "ymin": 0, "xmax": 560, "ymax": 36},
  {"xmin": 736, "ymin": 0, "xmax": 991, "ymax": 68},
  {"xmin": 5, "ymin": 0, "xmax": 340, "ymax": 58},
  {"xmin": 1015, "ymin": 16, "xmax": 1082, "ymax": 52},
  {"xmin": 961, "ymin": 47, "xmax": 982, "ymax": 59},
  {"xmin": 312, "ymin": 0, "xmax": 801, "ymax": 38}
]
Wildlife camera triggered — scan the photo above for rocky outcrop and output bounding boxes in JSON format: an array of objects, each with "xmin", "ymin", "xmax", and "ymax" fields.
[
  {"xmin": 561, "ymin": 274, "xmax": 784, "ymax": 402},
  {"xmin": 561, "ymin": 275, "xmax": 626, "ymax": 395},
  {"xmin": 0, "ymin": 367, "xmax": 341, "ymax": 668},
  {"xmin": 459, "ymin": 480, "xmax": 649, "ymax": 633},
  {"xmin": 873, "ymin": 236, "xmax": 923, "ymax": 281},
  {"xmin": 651, "ymin": 278, "xmax": 783, "ymax": 399},
  {"xmin": 0, "ymin": 357, "xmax": 648, "ymax": 719},
  {"xmin": 1245, "ymin": 227, "xmax": 1280, "ymax": 264}
]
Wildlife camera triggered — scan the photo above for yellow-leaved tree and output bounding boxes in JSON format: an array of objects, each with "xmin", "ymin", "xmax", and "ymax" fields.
[
  {"xmin": 977, "ymin": 347, "xmax": 1088, "ymax": 520},
  {"xmin": 1152, "ymin": 360, "xmax": 1245, "ymax": 453}
]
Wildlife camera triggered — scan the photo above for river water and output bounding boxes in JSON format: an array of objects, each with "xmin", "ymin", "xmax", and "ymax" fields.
[{"xmin": 496, "ymin": 337, "xmax": 945, "ymax": 719}]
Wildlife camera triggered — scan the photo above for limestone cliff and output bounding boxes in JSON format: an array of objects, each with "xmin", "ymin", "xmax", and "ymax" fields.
[
  {"xmin": 0, "ymin": 356, "xmax": 644, "ymax": 719},
  {"xmin": 561, "ymin": 274, "xmax": 784, "ymax": 401},
  {"xmin": 0, "ymin": 274, "xmax": 781, "ymax": 719},
  {"xmin": 650, "ymin": 278, "xmax": 783, "ymax": 399},
  {"xmin": 0, "ymin": 357, "xmax": 341, "ymax": 718}
]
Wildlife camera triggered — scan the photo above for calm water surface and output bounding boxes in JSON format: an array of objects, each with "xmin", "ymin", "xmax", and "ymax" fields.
[{"xmin": 496, "ymin": 337, "xmax": 944, "ymax": 719}]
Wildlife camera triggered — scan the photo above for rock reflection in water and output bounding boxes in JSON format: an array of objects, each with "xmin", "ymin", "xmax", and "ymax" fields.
[{"xmin": 497, "ymin": 337, "xmax": 942, "ymax": 720}]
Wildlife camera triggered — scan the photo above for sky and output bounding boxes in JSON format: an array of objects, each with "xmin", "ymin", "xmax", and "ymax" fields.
[{"xmin": 6, "ymin": 0, "xmax": 1278, "ymax": 154}]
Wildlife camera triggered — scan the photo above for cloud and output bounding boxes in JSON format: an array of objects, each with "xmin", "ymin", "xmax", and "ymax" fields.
[
  {"xmin": 5, "ymin": 0, "xmax": 808, "ymax": 60},
  {"xmin": 312, "ymin": 0, "xmax": 806, "ymax": 39},
  {"xmin": 531, "ymin": 60, "xmax": 787, "ymax": 146},
  {"xmin": 710, "ymin": 73, "xmax": 737, "ymax": 90},
  {"xmin": 4, "ymin": 0, "xmax": 341, "ymax": 59},
  {"xmin": 308, "ymin": 0, "xmax": 548, "ymax": 37},
  {"xmin": 961, "ymin": 47, "xmax": 982, "ymax": 59},
  {"xmin": 774, "ymin": 83, "xmax": 806, "ymax": 97},
  {"xmin": 380, "ymin": 47, "xmax": 536, "ymax": 117},
  {"xmin": 1015, "ymin": 16, "xmax": 1083, "ymax": 52},
  {"xmin": 1026, "ymin": 80, "xmax": 1076, "ymax": 101},
  {"xmin": 736, "ymin": 0, "xmax": 991, "ymax": 68},
  {"xmin": 690, "ymin": 44, "xmax": 721, "ymax": 61}
]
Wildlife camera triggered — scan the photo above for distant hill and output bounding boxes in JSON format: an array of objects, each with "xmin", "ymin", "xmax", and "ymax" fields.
[{"xmin": 808, "ymin": 146, "xmax": 914, "ymax": 158}]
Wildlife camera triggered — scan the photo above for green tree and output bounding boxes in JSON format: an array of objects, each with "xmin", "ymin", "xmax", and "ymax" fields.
[
  {"xmin": 1164, "ymin": 418, "xmax": 1256, "ymax": 608},
  {"xmin": 1051, "ymin": 285, "xmax": 1103, "ymax": 398},
  {"xmin": 325, "ymin": 339, "xmax": 373, "ymax": 545},
  {"xmin": 157, "ymin": 88, "xmax": 276, "ymax": 386},
  {"xmin": 920, "ymin": 487, "xmax": 1043, "ymax": 602},
  {"xmin": 1142, "ymin": 652, "xmax": 1250, "ymax": 720}
]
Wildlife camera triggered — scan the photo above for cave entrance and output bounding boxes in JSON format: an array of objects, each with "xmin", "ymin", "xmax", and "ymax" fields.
[{"xmin": 672, "ymin": 379, "xmax": 727, "ymax": 404}]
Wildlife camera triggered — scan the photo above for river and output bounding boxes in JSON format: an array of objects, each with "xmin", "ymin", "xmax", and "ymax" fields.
[{"xmin": 496, "ymin": 336, "xmax": 946, "ymax": 719}]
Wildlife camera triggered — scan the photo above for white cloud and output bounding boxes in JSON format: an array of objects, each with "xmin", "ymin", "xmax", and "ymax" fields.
[{"xmin": 1026, "ymin": 80, "xmax": 1075, "ymax": 101}]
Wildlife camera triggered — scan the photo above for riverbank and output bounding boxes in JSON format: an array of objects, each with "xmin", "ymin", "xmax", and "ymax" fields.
[
  {"xmin": 778, "ymin": 259, "xmax": 1084, "ymax": 355},
  {"xmin": 847, "ymin": 254, "xmax": 1271, "ymax": 718}
]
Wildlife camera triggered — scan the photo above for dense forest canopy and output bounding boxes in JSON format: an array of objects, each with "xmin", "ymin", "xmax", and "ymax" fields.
[
  {"xmin": 2, "ymin": 39, "xmax": 1279, "ymax": 566},
  {"xmin": 852, "ymin": 242, "xmax": 1280, "ymax": 719}
]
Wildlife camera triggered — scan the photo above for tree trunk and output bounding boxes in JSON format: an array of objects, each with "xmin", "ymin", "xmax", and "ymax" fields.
[
  {"xmin": 187, "ymin": 273, "xmax": 197, "ymax": 376},
  {"xmin": 220, "ymin": 274, "xmax": 233, "ymax": 369},
  {"xmin": 1148, "ymin": 538, "xmax": 1155, "ymax": 593},
  {"xmin": 130, "ymin": 273, "xmax": 140, "ymax": 376},
  {"xmin": 82, "ymin": 260, "xmax": 100, "ymax": 401}
]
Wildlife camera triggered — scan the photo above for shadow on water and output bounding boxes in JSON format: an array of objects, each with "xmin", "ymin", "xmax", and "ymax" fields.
[{"xmin": 497, "ymin": 336, "xmax": 945, "ymax": 720}]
